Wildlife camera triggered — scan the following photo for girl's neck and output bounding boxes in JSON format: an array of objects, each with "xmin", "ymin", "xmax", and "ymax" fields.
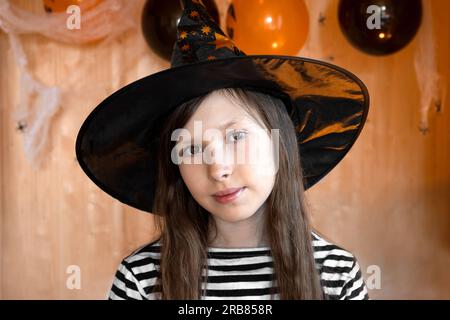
[
  {"xmin": 207, "ymin": 206, "xmax": 268, "ymax": 249},
  {"xmin": 208, "ymin": 237, "xmax": 269, "ymax": 249}
]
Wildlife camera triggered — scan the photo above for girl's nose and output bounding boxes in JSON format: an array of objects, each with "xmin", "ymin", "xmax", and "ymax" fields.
[
  {"xmin": 207, "ymin": 144, "xmax": 234, "ymax": 181},
  {"xmin": 209, "ymin": 163, "xmax": 233, "ymax": 181}
]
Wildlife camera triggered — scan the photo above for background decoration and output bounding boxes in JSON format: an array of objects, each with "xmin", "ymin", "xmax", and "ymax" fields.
[
  {"xmin": 338, "ymin": 0, "xmax": 422, "ymax": 56},
  {"xmin": 8, "ymin": 34, "xmax": 61, "ymax": 167},
  {"xmin": 0, "ymin": 0, "xmax": 142, "ymax": 168},
  {"xmin": 413, "ymin": 0, "xmax": 445, "ymax": 134},
  {"xmin": 225, "ymin": 0, "xmax": 309, "ymax": 55},
  {"xmin": 297, "ymin": 0, "xmax": 331, "ymax": 61},
  {"xmin": 42, "ymin": 0, "xmax": 103, "ymax": 13},
  {"xmin": 141, "ymin": 0, "xmax": 219, "ymax": 61},
  {"xmin": 1, "ymin": 0, "xmax": 139, "ymax": 44}
]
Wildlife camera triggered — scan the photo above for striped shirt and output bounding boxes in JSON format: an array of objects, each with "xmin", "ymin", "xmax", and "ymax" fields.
[{"xmin": 108, "ymin": 231, "xmax": 369, "ymax": 300}]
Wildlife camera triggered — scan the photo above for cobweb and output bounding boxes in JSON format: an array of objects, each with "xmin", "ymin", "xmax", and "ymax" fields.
[{"xmin": 0, "ymin": 0, "xmax": 144, "ymax": 168}]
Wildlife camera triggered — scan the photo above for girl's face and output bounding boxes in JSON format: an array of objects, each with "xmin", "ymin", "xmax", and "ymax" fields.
[{"xmin": 177, "ymin": 91, "xmax": 277, "ymax": 223}]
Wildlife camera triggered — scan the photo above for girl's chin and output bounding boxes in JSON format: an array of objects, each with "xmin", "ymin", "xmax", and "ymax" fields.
[{"xmin": 209, "ymin": 210, "xmax": 258, "ymax": 223}]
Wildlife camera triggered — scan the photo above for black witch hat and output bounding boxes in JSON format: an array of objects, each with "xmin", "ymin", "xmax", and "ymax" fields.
[{"xmin": 76, "ymin": 0, "xmax": 369, "ymax": 213}]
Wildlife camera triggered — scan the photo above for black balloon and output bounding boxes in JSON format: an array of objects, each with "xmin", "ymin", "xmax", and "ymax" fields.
[
  {"xmin": 141, "ymin": 0, "xmax": 220, "ymax": 61},
  {"xmin": 338, "ymin": 0, "xmax": 422, "ymax": 56}
]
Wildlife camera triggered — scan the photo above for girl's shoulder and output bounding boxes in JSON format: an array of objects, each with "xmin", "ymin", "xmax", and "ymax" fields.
[
  {"xmin": 311, "ymin": 228, "xmax": 359, "ymax": 268},
  {"xmin": 120, "ymin": 237, "xmax": 162, "ymax": 270},
  {"xmin": 124, "ymin": 237, "xmax": 162, "ymax": 260},
  {"xmin": 311, "ymin": 229, "xmax": 353, "ymax": 252},
  {"xmin": 108, "ymin": 238, "xmax": 162, "ymax": 300},
  {"xmin": 311, "ymin": 229, "xmax": 369, "ymax": 300},
  {"xmin": 123, "ymin": 232, "xmax": 356, "ymax": 262}
]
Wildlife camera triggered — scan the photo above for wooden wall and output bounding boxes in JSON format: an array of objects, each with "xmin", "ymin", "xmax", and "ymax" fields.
[{"xmin": 1, "ymin": 0, "xmax": 449, "ymax": 299}]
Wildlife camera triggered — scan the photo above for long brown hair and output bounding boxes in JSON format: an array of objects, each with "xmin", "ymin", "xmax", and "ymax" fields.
[{"xmin": 152, "ymin": 87, "xmax": 324, "ymax": 299}]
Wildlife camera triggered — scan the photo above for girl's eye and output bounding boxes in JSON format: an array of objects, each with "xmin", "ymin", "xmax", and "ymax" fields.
[
  {"xmin": 227, "ymin": 130, "xmax": 247, "ymax": 142},
  {"xmin": 182, "ymin": 131, "xmax": 247, "ymax": 156},
  {"xmin": 183, "ymin": 145, "xmax": 202, "ymax": 156}
]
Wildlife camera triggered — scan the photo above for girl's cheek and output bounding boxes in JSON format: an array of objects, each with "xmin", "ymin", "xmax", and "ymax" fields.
[
  {"xmin": 252, "ymin": 135, "xmax": 278, "ymax": 177},
  {"xmin": 236, "ymin": 133, "xmax": 257, "ymax": 165},
  {"xmin": 180, "ymin": 163, "xmax": 205, "ymax": 187},
  {"xmin": 246, "ymin": 133, "xmax": 272, "ymax": 163}
]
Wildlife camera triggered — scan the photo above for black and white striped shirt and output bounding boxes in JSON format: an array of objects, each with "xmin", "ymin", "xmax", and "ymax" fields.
[{"xmin": 108, "ymin": 231, "xmax": 369, "ymax": 300}]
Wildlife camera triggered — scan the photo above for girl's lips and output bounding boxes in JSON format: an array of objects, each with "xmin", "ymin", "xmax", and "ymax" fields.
[
  {"xmin": 212, "ymin": 187, "xmax": 244, "ymax": 196},
  {"xmin": 213, "ymin": 187, "xmax": 246, "ymax": 204}
]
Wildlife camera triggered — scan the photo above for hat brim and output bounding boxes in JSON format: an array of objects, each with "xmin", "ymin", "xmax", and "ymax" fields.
[{"xmin": 75, "ymin": 55, "xmax": 369, "ymax": 213}]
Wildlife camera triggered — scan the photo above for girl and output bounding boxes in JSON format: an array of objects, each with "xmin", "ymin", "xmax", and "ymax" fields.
[
  {"xmin": 107, "ymin": 88, "xmax": 369, "ymax": 300},
  {"xmin": 75, "ymin": 0, "xmax": 370, "ymax": 300}
]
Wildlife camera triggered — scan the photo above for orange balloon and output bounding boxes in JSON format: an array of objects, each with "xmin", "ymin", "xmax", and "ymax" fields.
[
  {"xmin": 226, "ymin": 0, "xmax": 309, "ymax": 55},
  {"xmin": 43, "ymin": 0, "xmax": 102, "ymax": 13}
]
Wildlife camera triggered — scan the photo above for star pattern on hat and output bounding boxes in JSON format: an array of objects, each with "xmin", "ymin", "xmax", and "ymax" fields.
[
  {"xmin": 181, "ymin": 43, "xmax": 190, "ymax": 52},
  {"xmin": 189, "ymin": 10, "xmax": 199, "ymax": 18},
  {"xmin": 171, "ymin": 0, "xmax": 246, "ymax": 67},
  {"xmin": 180, "ymin": 31, "xmax": 188, "ymax": 39},
  {"xmin": 201, "ymin": 25, "xmax": 211, "ymax": 35},
  {"xmin": 208, "ymin": 32, "xmax": 237, "ymax": 51}
]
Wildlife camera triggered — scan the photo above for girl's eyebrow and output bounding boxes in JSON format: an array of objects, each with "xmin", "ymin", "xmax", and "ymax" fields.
[
  {"xmin": 218, "ymin": 117, "xmax": 243, "ymax": 130},
  {"xmin": 179, "ymin": 118, "xmax": 247, "ymax": 146}
]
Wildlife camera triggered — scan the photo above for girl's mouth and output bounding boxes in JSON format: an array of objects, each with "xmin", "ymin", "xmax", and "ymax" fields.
[{"xmin": 212, "ymin": 187, "xmax": 246, "ymax": 204}]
